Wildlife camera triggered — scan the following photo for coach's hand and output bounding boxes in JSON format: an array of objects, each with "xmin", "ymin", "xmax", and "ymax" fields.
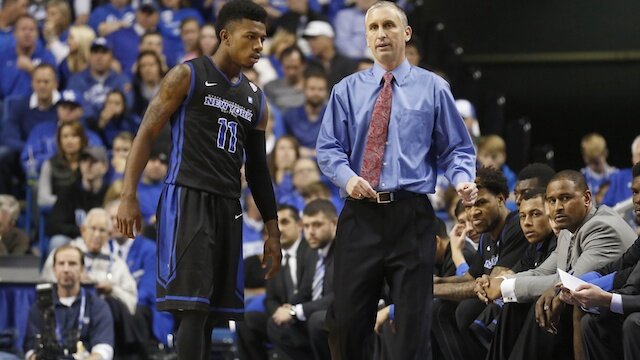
[
  {"xmin": 346, "ymin": 176, "xmax": 377, "ymax": 199},
  {"xmin": 456, "ymin": 182, "xmax": 478, "ymax": 205},
  {"xmin": 116, "ymin": 195, "xmax": 143, "ymax": 239},
  {"xmin": 263, "ymin": 219, "xmax": 282, "ymax": 280}
]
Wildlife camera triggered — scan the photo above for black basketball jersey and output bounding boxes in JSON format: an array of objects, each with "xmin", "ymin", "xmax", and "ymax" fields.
[{"xmin": 165, "ymin": 56, "xmax": 265, "ymax": 198}]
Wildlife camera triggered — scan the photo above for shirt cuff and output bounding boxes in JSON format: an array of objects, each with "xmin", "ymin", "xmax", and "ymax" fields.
[
  {"xmin": 456, "ymin": 263, "xmax": 469, "ymax": 277},
  {"xmin": 389, "ymin": 304, "xmax": 395, "ymax": 321},
  {"xmin": 92, "ymin": 343, "xmax": 114, "ymax": 360},
  {"xmin": 335, "ymin": 166, "xmax": 358, "ymax": 194},
  {"xmin": 294, "ymin": 304, "xmax": 306, "ymax": 321},
  {"xmin": 610, "ymin": 293, "xmax": 624, "ymax": 314},
  {"xmin": 500, "ymin": 277, "xmax": 518, "ymax": 303}
]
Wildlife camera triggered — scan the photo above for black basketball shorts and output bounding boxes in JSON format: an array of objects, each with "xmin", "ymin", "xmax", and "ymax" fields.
[{"xmin": 156, "ymin": 184, "xmax": 245, "ymax": 320}]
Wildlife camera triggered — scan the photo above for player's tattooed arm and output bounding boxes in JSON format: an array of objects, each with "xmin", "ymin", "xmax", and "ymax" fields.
[
  {"xmin": 117, "ymin": 64, "xmax": 192, "ymax": 238},
  {"xmin": 139, "ymin": 63, "xmax": 191, "ymax": 136}
]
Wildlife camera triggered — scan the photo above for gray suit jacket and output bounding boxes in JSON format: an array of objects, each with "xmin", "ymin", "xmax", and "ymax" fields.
[{"xmin": 509, "ymin": 205, "xmax": 637, "ymax": 303}]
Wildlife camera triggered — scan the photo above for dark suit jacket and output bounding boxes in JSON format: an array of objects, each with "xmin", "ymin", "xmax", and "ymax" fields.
[
  {"xmin": 596, "ymin": 236, "xmax": 640, "ymax": 289},
  {"xmin": 265, "ymin": 239, "xmax": 311, "ymax": 315},
  {"xmin": 596, "ymin": 236, "xmax": 640, "ymax": 313},
  {"xmin": 296, "ymin": 241, "xmax": 335, "ymax": 317}
]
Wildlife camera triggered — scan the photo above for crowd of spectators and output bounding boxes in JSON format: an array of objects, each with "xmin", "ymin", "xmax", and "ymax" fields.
[{"xmin": 0, "ymin": 0, "xmax": 639, "ymax": 359}]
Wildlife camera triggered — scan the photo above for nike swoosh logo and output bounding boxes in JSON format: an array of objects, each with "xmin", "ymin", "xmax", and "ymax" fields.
[
  {"xmin": 204, "ymin": 81, "xmax": 217, "ymax": 86},
  {"xmin": 235, "ymin": 214, "xmax": 243, "ymax": 220}
]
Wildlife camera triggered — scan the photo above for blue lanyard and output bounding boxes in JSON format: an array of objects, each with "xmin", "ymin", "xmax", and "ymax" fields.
[{"xmin": 55, "ymin": 288, "xmax": 86, "ymax": 345}]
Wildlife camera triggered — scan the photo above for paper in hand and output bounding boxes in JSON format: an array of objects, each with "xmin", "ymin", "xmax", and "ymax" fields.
[{"xmin": 558, "ymin": 268, "xmax": 588, "ymax": 292}]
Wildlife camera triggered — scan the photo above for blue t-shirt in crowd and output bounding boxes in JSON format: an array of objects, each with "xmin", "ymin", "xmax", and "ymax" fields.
[
  {"xmin": 602, "ymin": 168, "xmax": 633, "ymax": 206},
  {"xmin": 137, "ymin": 180, "xmax": 163, "ymax": 224},
  {"xmin": 1, "ymin": 94, "xmax": 58, "ymax": 151},
  {"xmin": 158, "ymin": 7, "xmax": 203, "ymax": 63},
  {"xmin": 66, "ymin": 69, "xmax": 133, "ymax": 119},
  {"xmin": 283, "ymin": 105, "xmax": 326, "ymax": 149},
  {"xmin": 0, "ymin": 42, "xmax": 55, "ymax": 99},
  {"xmin": 88, "ymin": 3, "xmax": 135, "ymax": 33}
]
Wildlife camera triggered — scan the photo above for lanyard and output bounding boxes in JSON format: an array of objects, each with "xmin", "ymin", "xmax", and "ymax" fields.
[{"xmin": 55, "ymin": 287, "xmax": 86, "ymax": 345}]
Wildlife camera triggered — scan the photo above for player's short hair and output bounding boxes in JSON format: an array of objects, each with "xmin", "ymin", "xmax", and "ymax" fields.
[
  {"xmin": 521, "ymin": 187, "xmax": 546, "ymax": 202},
  {"xmin": 476, "ymin": 166, "xmax": 509, "ymax": 198},
  {"xmin": 215, "ymin": 0, "xmax": 267, "ymax": 42},
  {"xmin": 517, "ymin": 163, "xmax": 556, "ymax": 188}
]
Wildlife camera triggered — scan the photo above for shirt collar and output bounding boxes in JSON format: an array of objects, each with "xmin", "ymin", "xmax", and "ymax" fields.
[
  {"xmin": 29, "ymin": 90, "xmax": 60, "ymax": 109},
  {"xmin": 283, "ymin": 237, "xmax": 302, "ymax": 257},
  {"xmin": 371, "ymin": 58, "xmax": 411, "ymax": 86},
  {"xmin": 317, "ymin": 241, "xmax": 333, "ymax": 258}
]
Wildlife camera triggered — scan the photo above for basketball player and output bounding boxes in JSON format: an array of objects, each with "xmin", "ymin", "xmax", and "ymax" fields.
[{"xmin": 115, "ymin": 1, "xmax": 281, "ymax": 358}]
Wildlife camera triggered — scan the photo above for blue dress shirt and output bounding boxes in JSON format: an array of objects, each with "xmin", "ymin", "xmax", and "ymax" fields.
[{"xmin": 316, "ymin": 59, "xmax": 476, "ymax": 196}]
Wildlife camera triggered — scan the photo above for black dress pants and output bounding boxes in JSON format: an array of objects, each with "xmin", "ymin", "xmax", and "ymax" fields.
[
  {"xmin": 326, "ymin": 196, "xmax": 436, "ymax": 360},
  {"xmin": 506, "ymin": 303, "xmax": 573, "ymax": 360},
  {"xmin": 236, "ymin": 311, "xmax": 269, "ymax": 360},
  {"xmin": 582, "ymin": 311, "xmax": 640, "ymax": 360}
]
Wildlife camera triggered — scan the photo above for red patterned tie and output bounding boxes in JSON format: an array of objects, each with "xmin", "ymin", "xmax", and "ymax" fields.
[{"xmin": 360, "ymin": 72, "xmax": 394, "ymax": 188}]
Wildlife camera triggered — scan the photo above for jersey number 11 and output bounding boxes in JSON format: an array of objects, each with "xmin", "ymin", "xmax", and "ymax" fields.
[{"xmin": 217, "ymin": 117, "xmax": 238, "ymax": 153}]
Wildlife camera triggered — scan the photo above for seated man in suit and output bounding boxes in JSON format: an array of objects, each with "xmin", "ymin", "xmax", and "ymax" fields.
[
  {"xmin": 483, "ymin": 170, "xmax": 636, "ymax": 360},
  {"xmin": 559, "ymin": 162, "xmax": 640, "ymax": 359},
  {"xmin": 267, "ymin": 199, "xmax": 337, "ymax": 360},
  {"xmin": 236, "ymin": 204, "xmax": 310, "ymax": 360}
]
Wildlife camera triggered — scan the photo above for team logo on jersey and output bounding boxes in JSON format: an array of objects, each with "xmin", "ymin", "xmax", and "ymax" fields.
[
  {"xmin": 204, "ymin": 94, "xmax": 253, "ymax": 122},
  {"xmin": 249, "ymin": 82, "xmax": 258, "ymax": 92}
]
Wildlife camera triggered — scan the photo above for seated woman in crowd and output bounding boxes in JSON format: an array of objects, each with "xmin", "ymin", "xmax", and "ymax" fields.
[
  {"xmin": 37, "ymin": 122, "xmax": 87, "ymax": 208},
  {"xmin": 58, "ymin": 25, "xmax": 95, "ymax": 89},
  {"xmin": 132, "ymin": 50, "xmax": 166, "ymax": 119},
  {"xmin": 267, "ymin": 135, "xmax": 300, "ymax": 201},
  {"xmin": 198, "ymin": 23, "xmax": 218, "ymax": 57}
]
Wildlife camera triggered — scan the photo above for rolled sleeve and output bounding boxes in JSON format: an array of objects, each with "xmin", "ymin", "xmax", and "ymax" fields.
[{"xmin": 501, "ymin": 278, "xmax": 518, "ymax": 303}]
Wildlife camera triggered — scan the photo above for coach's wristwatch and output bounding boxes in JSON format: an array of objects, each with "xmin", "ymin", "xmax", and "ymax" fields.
[{"xmin": 289, "ymin": 307, "xmax": 297, "ymax": 318}]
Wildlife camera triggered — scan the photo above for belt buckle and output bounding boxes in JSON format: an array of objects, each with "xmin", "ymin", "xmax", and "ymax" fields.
[{"xmin": 376, "ymin": 192, "xmax": 393, "ymax": 204}]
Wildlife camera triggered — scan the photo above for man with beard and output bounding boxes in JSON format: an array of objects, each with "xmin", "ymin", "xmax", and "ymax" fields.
[
  {"xmin": 473, "ymin": 188, "xmax": 558, "ymax": 355},
  {"xmin": 431, "ymin": 166, "xmax": 528, "ymax": 360}
]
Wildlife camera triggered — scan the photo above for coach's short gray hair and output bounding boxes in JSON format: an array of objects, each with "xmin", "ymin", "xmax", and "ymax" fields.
[{"xmin": 366, "ymin": 1, "xmax": 408, "ymax": 28}]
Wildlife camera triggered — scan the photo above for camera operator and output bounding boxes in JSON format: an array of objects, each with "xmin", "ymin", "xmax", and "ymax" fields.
[{"xmin": 24, "ymin": 245, "xmax": 114, "ymax": 360}]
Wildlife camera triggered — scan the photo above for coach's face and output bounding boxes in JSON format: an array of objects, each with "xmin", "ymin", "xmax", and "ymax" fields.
[
  {"xmin": 223, "ymin": 19, "xmax": 266, "ymax": 68},
  {"xmin": 632, "ymin": 175, "xmax": 640, "ymax": 224},
  {"xmin": 365, "ymin": 6, "xmax": 411, "ymax": 70},
  {"xmin": 545, "ymin": 179, "xmax": 591, "ymax": 233}
]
